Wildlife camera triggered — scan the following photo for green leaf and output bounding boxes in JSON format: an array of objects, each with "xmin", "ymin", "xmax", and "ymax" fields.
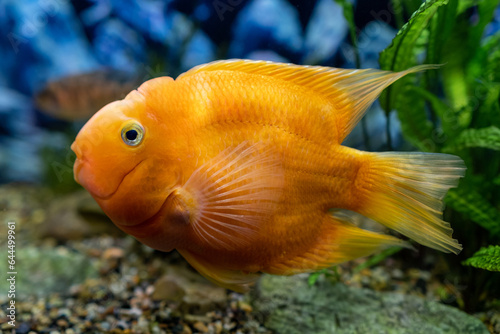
[
  {"xmin": 462, "ymin": 245, "xmax": 500, "ymax": 272},
  {"xmin": 441, "ymin": 0, "xmax": 500, "ymax": 111},
  {"xmin": 379, "ymin": 0, "xmax": 449, "ymax": 114},
  {"xmin": 457, "ymin": 0, "xmax": 477, "ymax": 14},
  {"xmin": 394, "ymin": 84, "xmax": 435, "ymax": 151},
  {"xmin": 484, "ymin": 33, "xmax": 500, "ymax": 83},
  {"xmin": 353, "ymin": 246, "xmax": 403, "ymax": 274},
  {"xmin": 308, "ymin": 270, "xmax": 323, "ymax": 286},
  {"xmin": 469, "ymin": 0, "xmax": 500, "ymax": 53},
  {"xmin": 379, "ymin": 0, "xmax": 449, "ymax": 71},
  {"xmin": 446, "ymin": 126, "xmax": 500, "ymax": 151},
  {"xmin": 493, "ymin": 175, "xmax": 500, "ymax": 186},
  {"xmin": 408, "ymin": 86, "xmax": 457, "ymax": 137},
  {"xmin": 334, "ymin": 0, "xmax": 359, "ymax": 68},
  {"xmin": 307, "ymin": 267, "xmax": 339, "ymax": 286},
  {"xmin": 391, "ymin": 0, "xmax": 405, "ymax": 28},
  {"xmin": 401, "ymin": 0, "xmax": 427, "ymax": 18},
  {"xmin": 426, "ymin": 0, "xmax": 458, "ymax": 66},
  {"xmin": 446, "ymin": 186, "xmax": 500, "ymax": 236}
]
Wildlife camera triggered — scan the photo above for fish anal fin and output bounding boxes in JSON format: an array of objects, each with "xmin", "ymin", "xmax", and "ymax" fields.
[
  {"xmin": 178, "ymin": 59, "xmax": 439, "ymax": 141},
  {"xmin": 178, "ymin": 249, "xmax": 260, "ymax": 292},
  {"xmin": 264, "ymin": 214, "xmax": 408, "ymax": 276},
  {"xmin": 180, "ymin": 142, "xmax": 284, "ymax": 251}
]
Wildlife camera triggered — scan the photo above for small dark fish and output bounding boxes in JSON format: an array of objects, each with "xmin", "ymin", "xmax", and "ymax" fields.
[{"xmin": 35, "ymin": 69, "xmax": 142, "ymax": 121}]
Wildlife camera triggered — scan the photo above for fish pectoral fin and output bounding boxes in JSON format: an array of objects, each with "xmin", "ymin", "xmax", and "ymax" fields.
[
  {"xmin": 264, "ymin": 213, "xmax": 408, "ymax": 276},
  {"xmin": 178, "ymin": 59, "xmax": 438, "ymax": 141},
  {"xmin": 178, "ymin": 249, "xmax": 260, "ymax": 292},
  {"xmin": 180, "ymin": 142, "xmax": 285, "ymax": 251}
]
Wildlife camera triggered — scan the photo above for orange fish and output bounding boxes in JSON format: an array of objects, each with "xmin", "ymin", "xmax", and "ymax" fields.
[{"xmin": 71, "ymin": 60, "xmax": 465, "ymax": 291}]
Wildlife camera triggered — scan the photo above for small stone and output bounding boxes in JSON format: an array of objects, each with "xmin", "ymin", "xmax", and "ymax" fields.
[
  {"xmin": 57, "ymin": 308, "xmax": 71, "ymax": 318},
  {"xmin": 75, "ymin": 305, "xmax": 88, "ymax": 317},
  {"xmin": 193, "ymin": 321, "xmax": 209, "ymax": 333},
  {"xmin": 102, "ymin": 247, "xmax": 125, "ymax": 260},
  {"xmin": 1, "ymin": 323, "xmax": 12, "ymax": 330},
  {"xmin": 56, "ymin": 319, "xmax": 69, "ymax": 328},
  {"xmin": 134, "ymin": 316, "xmax": 149, "ymax": 332},
  {"xmin": 370, "ymin": 267, "xmax": 391, "ymax": 291},
  {"xmin": 152, "ymin": 277, "xmax": 186, "ymax": 302},
  {"xmin": 391, "ymin": 268, "xmax": 404, "ymax": 279},
  {"xmin": 49, "ymin": 308, "xmax": 59, "ymax": 319},
  {"xmin": 87, "ymin": 248, "xmax": 102, "ymax": 258},
  {"xmin": 239, "ymin": 301, "xmax": 253, "ymax": 313},
  {"xmin": 185, "ymin": 314, "xmax": 211, "ymax": 323},
  {"xmin": 99, "ymin": 321, "xmax": 111, "ymax": 331},
  {"xmin": 212, "ymin": 321, "xmax": 223, "ymax": 334},
  {"xmin": 145, "ymin": 285, "xmax": 155, "ymax": 295},
  {"xmin": 181, "ymin": 324, "xmax": 192, "ymax": 334}
]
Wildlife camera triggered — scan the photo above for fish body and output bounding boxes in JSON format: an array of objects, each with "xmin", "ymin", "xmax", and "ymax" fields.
[{"xmin": 72, "ymin": 60, "xmax": 465, "ymax": 291}]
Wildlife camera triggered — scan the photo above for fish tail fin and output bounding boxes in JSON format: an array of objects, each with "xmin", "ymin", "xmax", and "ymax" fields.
[
  {"xmin": 355, "ymin": 152, "xmax": 466, "ymax": 254},
  {"xmin": 264, "ymin": 214, "xmax": 408, "ymax": 276}
]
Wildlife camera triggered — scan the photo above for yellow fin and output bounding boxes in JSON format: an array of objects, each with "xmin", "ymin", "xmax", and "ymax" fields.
[
  {"xmin": 178, "ymin": 249, "xmax": 260, "ymax": 292},
  {"xmin": 178, "ymin": 59, "xmax": 438, "ymax": 141},
  {"xmin": 358, "ymin": 152, "xmax": 466, "ymax": 254},
  {"xmin": 180, "ymin": 142, "xmax": 284, "ymax": 251},
  {"xmin": 264, "ymin": 214, "xmax": 408, "ymax": 276}
]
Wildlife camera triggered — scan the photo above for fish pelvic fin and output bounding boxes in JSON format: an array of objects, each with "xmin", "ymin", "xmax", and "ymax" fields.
[
  {"xmin": 178, "ymin": 249, "xmax": 260, "ymax": 292},
  {"xmin": 178, "ymin": 59, "xmax": 439, "ymax": 141},
  {"xmin": 354, "ymin": 151, "xmax": 466, "ymax": 254},
  {"xmin": 264, "ymin": 214, "xmax": 408, "ymax": 276}
]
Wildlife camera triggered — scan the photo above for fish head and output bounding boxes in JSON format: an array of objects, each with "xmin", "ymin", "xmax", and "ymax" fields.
[{"xmin": 71, "ymin": 77, "xmax": 182, "ymax": 228}]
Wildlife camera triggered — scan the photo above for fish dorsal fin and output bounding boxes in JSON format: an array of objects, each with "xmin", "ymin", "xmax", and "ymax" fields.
[
  {"xmin": 178, "ymin": 249, "xmax": 260, "ymax": 292},
  {"xmin": 179, "ymin": 59, "xmax": 438, "ymax": 141},
  {"xmin": 173, "ymin": 142, "xmax": 284, "ymax": 251}
]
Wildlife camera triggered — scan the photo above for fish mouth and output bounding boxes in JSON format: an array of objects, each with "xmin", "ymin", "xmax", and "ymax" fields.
[{"xmin": 74, "ymin": 159, "xmax": 145, "ymax": 200}]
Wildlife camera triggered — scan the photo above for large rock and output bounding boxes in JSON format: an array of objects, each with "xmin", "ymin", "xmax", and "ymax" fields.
[
  {"xmin": 152, "ymin": 265, "xmax": 227, "ymax": 315},
  {"xmin": 40, "ymin": 190, "xmax": 124, "ymax": 241},
  {"xmin": 0, "ymin": 246, "xmax": 98, "ymax": 299},
  {"xmin": 252, "ymin": 274, "xmax": 488, "ymax": 334}
]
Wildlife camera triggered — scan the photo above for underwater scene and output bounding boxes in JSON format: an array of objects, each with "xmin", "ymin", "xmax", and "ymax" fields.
[{"xmin": 1, "ymin": 0, "xmax": 500, "ymax": 333}]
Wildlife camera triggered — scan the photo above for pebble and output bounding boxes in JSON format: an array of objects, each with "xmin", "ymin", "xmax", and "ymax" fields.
[
  {"xmin": 193, "ymin": 321, "xmax": 209, "ymax": 333},
  {"xmin": 103, "ymin": 247, "xmax": 125, "ymax": 260},
  {"xmin": 56, "ymin": 319, "xmax": 69, "ymax": 328},
  {"xmin": 212, "ymin": 321, "xmax": 223, "ymax": 334},
  {"xmin": 239, "ymin": 301, "xmax": 253, "ymax": 313},
  {"xmin": 182, "ymin": 324, "xmax": 193, "ymax": 334},
  {"xmin": 152, "ymin": 276, "xmax": 186, "ymax": 302},
  {"xmin": 185, "ymin": 314, "xmax": 211, "ymax": 323}
]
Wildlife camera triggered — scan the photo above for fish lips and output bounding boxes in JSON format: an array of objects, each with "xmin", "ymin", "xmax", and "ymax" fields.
[
  {"xmin": 72, "ymin": 157, "xmax": 115, "ymax": 200},
  {"xmin": 71, "ymin": 142, "xmax": 119, "ymax": 200}
]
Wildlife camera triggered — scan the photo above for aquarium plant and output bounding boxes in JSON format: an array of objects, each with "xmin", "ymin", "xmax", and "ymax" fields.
[{"xmin": 378, "ymin": 0, "xmax": 500, "ymax": 310}]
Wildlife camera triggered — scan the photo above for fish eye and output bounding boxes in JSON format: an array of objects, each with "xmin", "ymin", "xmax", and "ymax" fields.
[{"xmin": 121, "ymin": 122, "xmax": 144, "ymax": 146}]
